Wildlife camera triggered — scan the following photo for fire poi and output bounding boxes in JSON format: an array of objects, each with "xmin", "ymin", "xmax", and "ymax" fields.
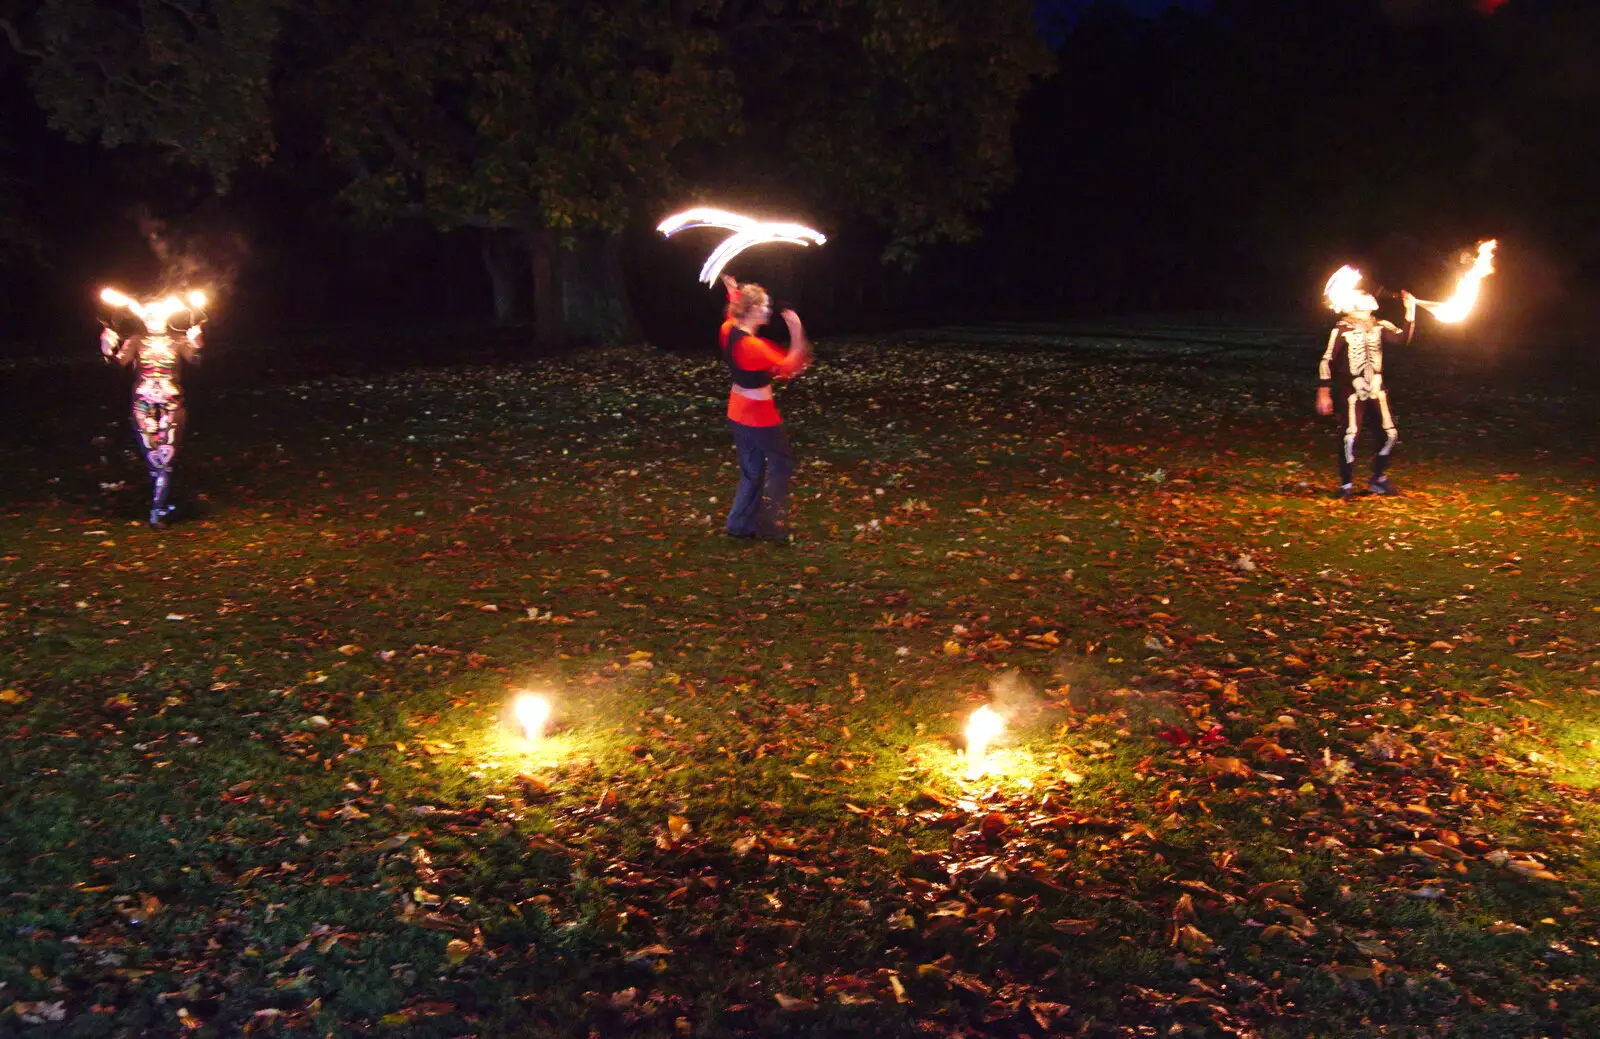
[
  {"xmin": 965, "ymin": 705, "xmax": 1005, "ymax": 779},
  {"xmin": 99, "ymin": 287, "xmax": 209, "ymax": 528},
  {"xmin": 656, "ymin": 207, "xmax": 826, "ymax": 286},
  {"xmin": 1315, "ymin": 240, "xmax": 1498, "ymax": 499}
]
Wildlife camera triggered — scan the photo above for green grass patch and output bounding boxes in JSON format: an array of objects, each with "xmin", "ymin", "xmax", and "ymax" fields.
[{"xmin": 2, "ymin": 331, "xmax": 1598, "ymax": 1036}]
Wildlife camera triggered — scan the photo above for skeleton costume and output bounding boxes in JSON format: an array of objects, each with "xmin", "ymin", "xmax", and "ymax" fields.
[
  {"xmin": 1319, "ymin": 297, "xmax": 1415, "ymax": 494},
  {"xmin": 102, "ymin": 324, "xmax": 202, "ymax": 528}
]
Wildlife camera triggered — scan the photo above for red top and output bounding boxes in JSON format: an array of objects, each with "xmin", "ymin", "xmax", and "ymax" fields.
[{"xmin": 723, "ymin": 327, "xmax": 806, "ymax": 427}]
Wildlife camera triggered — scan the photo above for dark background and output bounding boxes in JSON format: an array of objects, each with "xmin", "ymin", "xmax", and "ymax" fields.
[{"xmin": 1, "ymin": 0, "xmax": 1594, "ymax": 357}]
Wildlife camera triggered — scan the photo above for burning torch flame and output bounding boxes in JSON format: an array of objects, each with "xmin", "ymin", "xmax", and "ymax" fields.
[
  {"xmin": 657, "ymin": 207, "xmax": 826, "ymax": 286},
  {"xmin": 965, "ymin": 705, "xmax": 1005, "ymax": 779},
  {"xmin": 100, "ymin": 286, "xmax": 210, "ymax": 334},
  {"xmin": 100, "ymin": 287, "xmax": 137, "ymax": 311},
  {"xmin": 1417, "ymin": 239, "xmax": 1497, "ymax": 324},
  {"xmin": 1323, "ymin": 265, "xmax": 1368, "ymax": 314},
  {"xmin": 513, "ymin": 694, "xmax": 551, "ymax": 744}
]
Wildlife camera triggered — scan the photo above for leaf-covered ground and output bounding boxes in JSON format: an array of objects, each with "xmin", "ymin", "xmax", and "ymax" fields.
[{"xmin": 1, "ymin": 325, "xmax": 1597, "ymax": 1037}]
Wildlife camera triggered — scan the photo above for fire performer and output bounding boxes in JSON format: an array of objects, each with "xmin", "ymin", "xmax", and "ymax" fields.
[
  {"xmin": 721, "ymin": 282, "xmax": 812, "ymax": 541},
  {"xmin": 1315, "ymin": 240, "xmax": 1497, "ymax": 499},
  {"xmin": 1316, "ymin": 274, "xmax": 1417, "ymax": 498},
  {"xmin": 99, "ymin": 290, "xmax": 206, "ymax": 528}
]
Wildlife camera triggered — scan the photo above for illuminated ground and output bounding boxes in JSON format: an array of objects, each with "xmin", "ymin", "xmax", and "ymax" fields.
[{"xmin": 1, "ymin": 326, "xmax": 1597, "ymax": 1036}]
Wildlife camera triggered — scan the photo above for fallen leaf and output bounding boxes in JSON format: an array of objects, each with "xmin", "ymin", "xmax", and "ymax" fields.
[
  {"xmin": 1174, "ymin": 923, "xmax": 1215, "ymax": 955},
  {"xmin": 773, "ymin": 993, "xmax": 816, "ymax": 1011}
]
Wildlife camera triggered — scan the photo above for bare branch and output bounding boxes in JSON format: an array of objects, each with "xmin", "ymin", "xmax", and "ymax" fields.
[{"xmin": 0, "ymin": 17, "xmax": 44, "ymax": 59}]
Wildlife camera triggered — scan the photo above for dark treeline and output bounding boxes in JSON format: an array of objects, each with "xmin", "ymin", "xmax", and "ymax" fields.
[
  {"xmin": 930, "ymin": 0, "xmax": 1600, "ymax": 340},
  {"xmin": 0, "ymin": 0, "xmax": 1594, "ymax": 351}
]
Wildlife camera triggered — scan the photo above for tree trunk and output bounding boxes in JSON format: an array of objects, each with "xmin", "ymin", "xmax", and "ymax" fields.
[
  {"xmin": 481, "ymin": 229, "xmax": 520, "ymax": 325},
  {"xmin": 602, "ymin": 231, "xmax": 639, "ymax": 342},
  {"xmin": 529, "ymin": 226, "xmax": 561, "ymax": 344},
  {"xmin": 527, "ymin": 227, "xmax": 639, "ymax": 346}
]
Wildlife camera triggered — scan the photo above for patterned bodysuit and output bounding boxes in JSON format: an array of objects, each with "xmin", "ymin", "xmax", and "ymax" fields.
[
  {"xmin": 1319, "ymin": 314, "xmax": 1414, "ymax": 487},
  {"xmin": 106, "ymin": 332, "xmax": 200, "ymax": 525}
]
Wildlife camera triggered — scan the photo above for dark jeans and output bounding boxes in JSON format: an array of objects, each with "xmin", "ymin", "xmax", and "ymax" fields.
[
  {"xmin": 726, "ymin": 420, "xmax": 794, "ymax": 538},
  {"xmin": 1337, "ymin": 393, "xmax": 1397, "ymax": 486}
]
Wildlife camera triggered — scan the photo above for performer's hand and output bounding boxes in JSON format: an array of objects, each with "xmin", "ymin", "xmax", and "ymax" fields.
[
  {"xmin": 780, "ymin": 308, "xmax": 801, "ymax": 328},
  {"xmin": 99, "ymin": 327, "xmax": 120, "ymax": 357},
  {"xmin": 1399, "ymin": 289, "xmax": 1417, "ymax": 318},
  {"xmin": 1315, "ymin": 386, "xmax": 1333, "ymax": 416},
  {"xmin": 722, "ymin": 274, "xmax": 739, "ymax": 300},
  {"xmin": 186, "ymin": 325, "xmax": 203, "ymax": 347}
]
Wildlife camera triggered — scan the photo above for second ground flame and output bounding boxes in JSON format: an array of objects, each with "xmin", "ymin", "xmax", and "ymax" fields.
[{"xmin": 965, "ymin": 705, "xmax": 1005, "ymax": 779}]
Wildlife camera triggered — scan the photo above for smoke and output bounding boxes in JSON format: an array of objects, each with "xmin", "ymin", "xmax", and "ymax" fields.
[
  {"xmin": 986, "ymin": 669, "xmax": 1047, "ymax": 726},
  {"xmin": 136, "ymin": 209, "xmax": 252, "ymax": 304}
]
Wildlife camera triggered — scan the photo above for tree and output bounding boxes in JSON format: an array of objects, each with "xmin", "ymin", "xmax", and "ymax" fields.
[
  {"xmin": 307, "ymin": 0, "xmax": 736, "ymax": 342},
  {"xmin": 5, "ymin": 0, "xmax": 1049, "ymax": 341},
  {"xmin": 704, "ymin": 0, "xmax": 1051, "ymax": 265},
  {"xmin": 313, "ymin": 0, "xmax": 1049, "ymax": 342},
  {"xmin": 2, "ymin": 0, "xmax": 284, "ymax": 186}
]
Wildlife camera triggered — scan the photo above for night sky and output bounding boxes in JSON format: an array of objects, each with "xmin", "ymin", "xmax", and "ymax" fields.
[{"xmin": 1035, "ymin": 0, "xmax": 1208, "ymax": 39}]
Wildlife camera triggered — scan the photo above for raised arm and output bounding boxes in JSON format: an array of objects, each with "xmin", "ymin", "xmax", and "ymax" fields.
[
  {"xmin": 777, "ymin": 309, "xmax": 812, "ymax": 377},
  {"xmin": 101, "ymin": 328, "xmax": 139, "ymax": 366},
  {"xmin": 1383, "ymin": 290, "xmax": 1418, "ymax": 346},
  {"xmin": 179, "ymin": 324, "xmax": 204, "ymax": 365}
]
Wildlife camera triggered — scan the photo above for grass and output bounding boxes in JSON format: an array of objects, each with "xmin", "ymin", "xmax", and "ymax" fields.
[{"xmin": 1, "ymin": 324, "xmax": 1598, "ymax": 1037}]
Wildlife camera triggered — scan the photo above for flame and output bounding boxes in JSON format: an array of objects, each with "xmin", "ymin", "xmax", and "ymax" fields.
[
  {"xmin": 658, "ymin": 207, "xmax": 826, "ymax": 286},
  {"xmin": 1323, "ymin": 265, "xmax": 1369, "ymax": 314},
  {"xmin": 513, "ymin": 694, "xmax": 551, "ymax": 743},
  {"xmin": 100, "ymin": 286, "xmax": 212, "ymax": 334},
  {"xmin": 964, "ymin": 705, "xmax": 1005, "ymax": 779},
  {"xmin": 1420, "ymin": 239, "xmax": 1497, "ymax": 324},
  {"xmin": 100, "ymin": 287, "xmax": 137, "ymax": 310}
]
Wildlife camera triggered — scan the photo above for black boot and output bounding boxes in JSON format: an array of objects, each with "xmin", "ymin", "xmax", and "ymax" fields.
[{"xmin": 149, "ymin": 472, "xmax": 174, "ymax": 528}]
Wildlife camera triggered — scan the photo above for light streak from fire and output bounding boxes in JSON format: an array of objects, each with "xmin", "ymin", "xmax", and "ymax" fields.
[{"xmin": 657, "ymin": 207, "xmax": 826, "ymax": 286}]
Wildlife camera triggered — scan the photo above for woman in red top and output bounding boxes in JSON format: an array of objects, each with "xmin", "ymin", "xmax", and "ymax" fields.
[{"xmin": 720, "ymin": 280, "xmax": 811, "ymax": 541}]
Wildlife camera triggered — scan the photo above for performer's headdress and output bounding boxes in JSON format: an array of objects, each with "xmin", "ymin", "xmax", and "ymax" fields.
[{"xmin": 1324, "ymin": 265, "xmax": 1378, "ymax": 316}]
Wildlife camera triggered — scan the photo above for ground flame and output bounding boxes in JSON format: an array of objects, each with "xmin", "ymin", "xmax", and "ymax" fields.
[
  {"xmin": 965, "ymin": 705, "xmax": 1005, "ymax": 779},
  {"xmin": 513, "ymin": 694, "xmax": 551, "ymax": 743}
]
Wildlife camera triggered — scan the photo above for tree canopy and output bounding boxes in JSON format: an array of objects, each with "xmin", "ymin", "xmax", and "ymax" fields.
[
  {"xmin": 3, "ymin": 0, "xmax": 1050, "ymax": 338},
  {"xmin": 4, "ymin": 0, "xmax": 283, "ymax": 186}
]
